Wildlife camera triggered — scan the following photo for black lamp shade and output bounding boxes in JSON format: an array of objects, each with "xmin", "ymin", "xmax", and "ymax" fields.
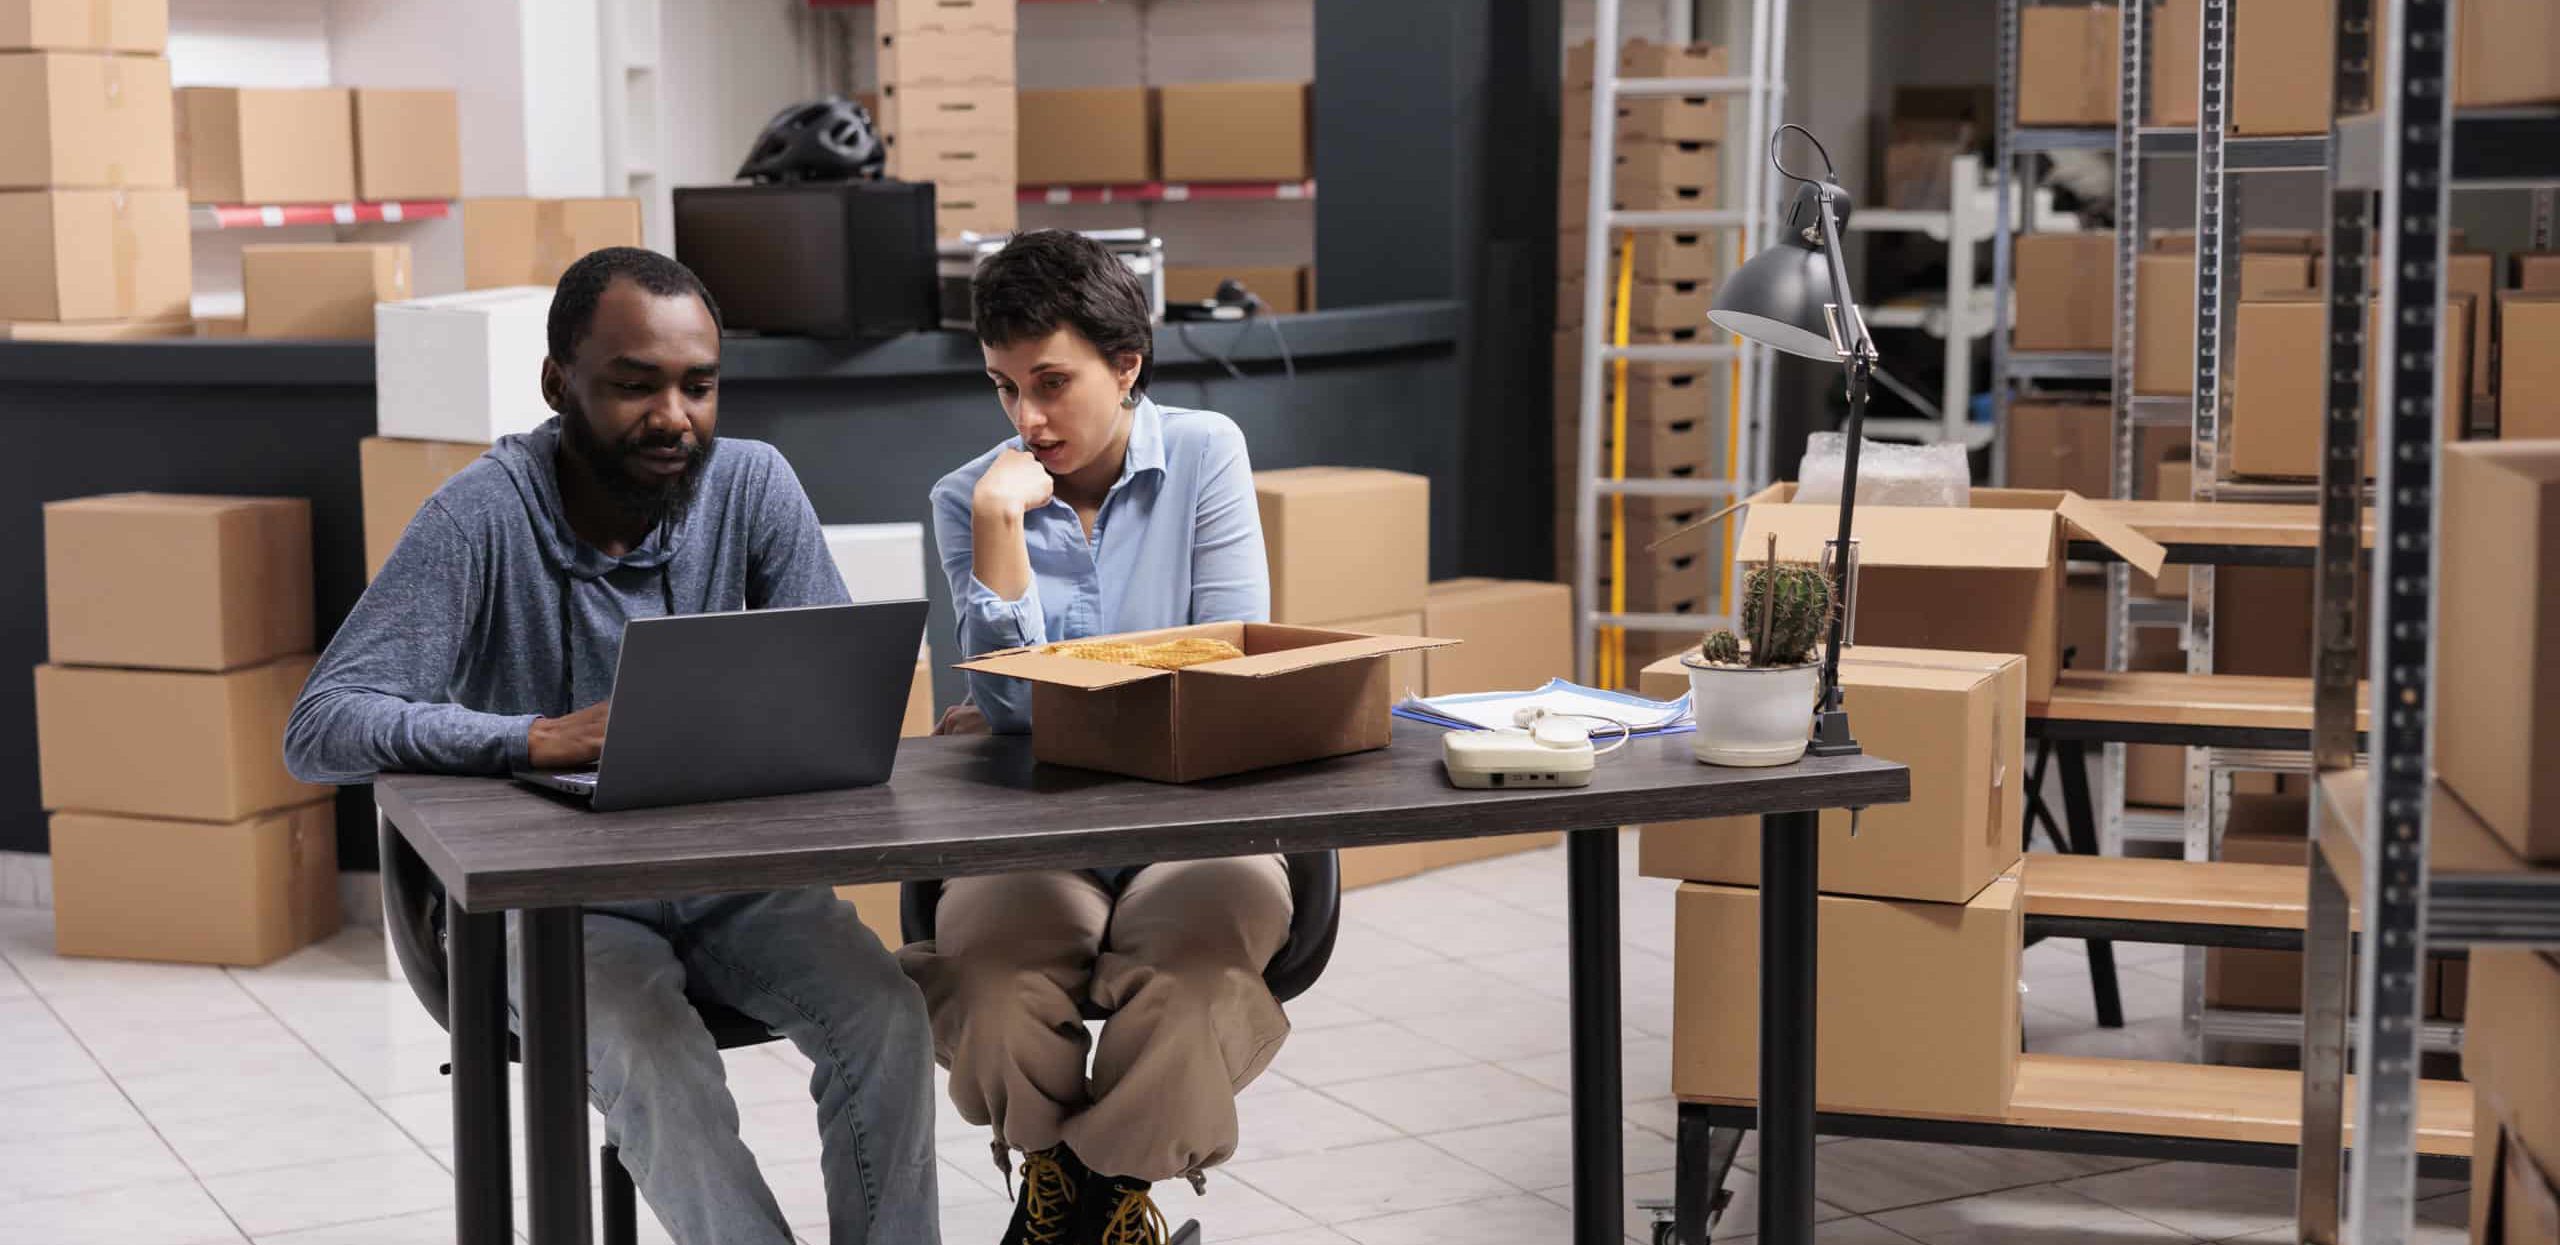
[{"xmin": 1707, "ymin": 183, "xmax": 1851, "ymax": 361}]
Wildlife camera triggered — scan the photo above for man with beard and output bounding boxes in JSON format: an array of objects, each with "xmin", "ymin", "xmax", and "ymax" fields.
[{"xmin": 285, "ymin": 247, "xmax": 939, "ymax": 1245}]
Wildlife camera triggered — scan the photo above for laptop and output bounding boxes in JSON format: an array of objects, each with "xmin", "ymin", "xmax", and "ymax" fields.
[{"xmin": 515, "ymin": 600, "xmax": 929, "ymax": 812}]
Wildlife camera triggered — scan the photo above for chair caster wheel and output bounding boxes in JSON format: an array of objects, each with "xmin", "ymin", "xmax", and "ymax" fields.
[{"xmin": 1170, "ymin": 1219, "xmax": 1203, "ymax": 1245}]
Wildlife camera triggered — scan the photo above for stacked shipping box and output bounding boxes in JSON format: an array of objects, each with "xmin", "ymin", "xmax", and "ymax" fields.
[
  {"xmin": 0, "ymin": 0, "xmax": 192, "ymax": 341},
  {"xmin": 878, "ymin": 0, "xmax": 1018, "ymax": 239},
  {"xmin": 37, "ymin": 494, "xmax": 340, "ymax": 965},
  {"xmin": 826, "ymin": 522, "xmax": 945, "ymax": 951}
]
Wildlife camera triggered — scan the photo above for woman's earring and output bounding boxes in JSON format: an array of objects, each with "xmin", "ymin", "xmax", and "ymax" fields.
[{"xmin": 1121, "ymin": 390, "xmax": 1139, "ymax": 409}]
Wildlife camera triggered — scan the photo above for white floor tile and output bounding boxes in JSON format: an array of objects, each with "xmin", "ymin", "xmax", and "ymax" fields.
[
  {"xmin": 1281, "ymin": 988, "xmax": 1378, "ymax": 1033},
  {"xmin": 153, "ymin": 1100, "xmax": 429, "ymax": 1179},
  {"xmin": 1340, "ymin": 881, "xmax": 1568, "ymax": 960},
  {"xmin": 1228, "ymin": 1229, "xmax": 1358, "ymax": 1245},
  {"xmin": 0, "ymin": 1175, "xmax": 247, "ymax": 1245},
  {"xmin": 1225, "ymin": 1137, "xmax": 1518, "ymax": 1223},
  {"xmin": 1708, "ymin": 1216, "xmax": 1926, "ymax": 1244},
  {"xmin": 303, "ymin": 1034, "xmax": 456, "ymax": 1100},
  {"xmin": 1870, "ymin": 1183, "xmax": 2202, "ymax": 1245},
  {"xmin": 1313, "ymin": 962, "xmax": 1553, "ymax": 1024},
  {"xmin": 251, "ymin": 1207, "xmax": 460, "ymax": 1245},
  {"xmin": 1326, "ymin": 921, "xmax": 1454, "ymax": 974},
  {"xmin": 0, "ymin": 1123, "xmax": 196, "ymax": 1202},
  {"xmin": 1418, "ymin": 1112, "xmax": 1678, "ymax": 1188},
  {"xmin": 1318, "ymin": 1063, "xmax": 1569, "ymax": 1135},
  {"xmin": 1267, "ymin": 1021, "xmax": 1475, "ymax": 1088},
  {"xmin": 2058, "ymin": 1160, "xmax": 2298, "ymax": 1240},
  {"xmin": 1233, "ymin": 1087, "xmax": 1402, "ymax": 1161},
  {"xmin": 66, "ymin": 1010, "xmax": 315, "ymax": 1080},
  {"xmin": 1334, "ymin": 1190, "xmax": 1576, "ymax": 1244},
  {"xmin": 200, "ymin": 1150, "xmax": 455, "ymax": 1238},
  {"xmin": 1389, "ymin": 996, "xmax": 1575, "ymax": 1064},
  {"xmin": 1769, "ymin": 1140, "xmax": 2154, "ymax": 1214},
  {"xmin": 118, "ymin": 1052, "xmax": 377, "ymax": 1127},
  {"xmin": 1169, "ymin": 1168, "xmax": 1321, "ymax": 1238},
  {"xmin": 0, "ymin": 1075, "xmax": 150, "ymax": 1141},
  {"xmin": 1469, "ymin": 942, "xmax": 1678, "ymax": 1006},
  {"xmin": 0, "ymin": 997, "xmax": 108, "ymax": 1092},
  {"xmin": 1498, "ymin": 1036, "xmax": 1675, "ymax": 1104},
  {"xmin": 722, "ymin": 1043, "xmax": 816, "ymax": 1108},
  {"xmin": 0, "ymin": 957, "xmax": 31, "ymax": 1001}
]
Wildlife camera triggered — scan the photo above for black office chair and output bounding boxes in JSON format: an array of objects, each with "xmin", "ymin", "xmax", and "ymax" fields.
[
  {"xmin": 900, "ymin": 850, "xmax": 1343, "ymax": 1244},
  {"xmin": 382, "ymin": 823, "xmax": 779, "ymax": 1245}
]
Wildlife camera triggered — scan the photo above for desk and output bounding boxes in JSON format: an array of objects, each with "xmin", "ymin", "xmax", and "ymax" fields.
[{"xmin": 379, "ymin": 731, "xmax": 1906, "ymax": 1245}]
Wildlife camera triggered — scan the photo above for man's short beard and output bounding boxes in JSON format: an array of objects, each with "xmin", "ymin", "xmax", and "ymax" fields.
[{"xmin": 559, "ymin": 392, "xmax": 712, "ymax": 529}]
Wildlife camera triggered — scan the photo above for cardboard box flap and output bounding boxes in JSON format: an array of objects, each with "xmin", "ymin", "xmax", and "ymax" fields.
[
  {"xmin": 1186, "ymin": 632, "xmax": 1458, "ymax": 679},
  {"xmin": 952, "ymin": 649, "xmax": 1175, "ymax": 691},
  {"xmin": 1738, "ymin": 499, "xmax": 2056, "ymax": 569},
  {"xmin": 2054, "ymin": 493, "xmax": 2168, "ymax": 575}
]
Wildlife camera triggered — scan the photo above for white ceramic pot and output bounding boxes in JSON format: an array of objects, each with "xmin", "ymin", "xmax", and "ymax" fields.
[{"xmin": 1683, "ymin": 657, "xmax": 1821, "ymax": 767}]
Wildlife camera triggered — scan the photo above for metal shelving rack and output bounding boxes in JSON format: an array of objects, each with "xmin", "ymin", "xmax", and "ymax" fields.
[
  {"xmin": 2294, "ymin": 2, "xmax": 2560, "ymax": 1241},
  {"xmin": 1853, "ymin": 153, "xmax": 2006, "ymax": 450}
]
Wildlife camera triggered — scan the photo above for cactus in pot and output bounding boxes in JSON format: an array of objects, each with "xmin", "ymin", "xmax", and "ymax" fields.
[
  {"xmin": 1695, "ymin": 558, "xmax": 1833, "ymax": 669},
  {"xmin": 1681, "ymin": 536, "xmax": 1837, "ymax": 767}
]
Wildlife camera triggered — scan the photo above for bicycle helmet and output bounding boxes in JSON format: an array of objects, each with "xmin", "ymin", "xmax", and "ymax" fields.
[{"xmin": 735, "ymin": 95, "xmax": 886, "ymax": 184}]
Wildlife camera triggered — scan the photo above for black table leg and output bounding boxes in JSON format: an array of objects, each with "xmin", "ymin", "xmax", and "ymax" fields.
[
  {"xmin": 1566, "ymin": 826, "xmax": 1623, "ymax": 1245},
  {"xmin": 521, "ymin": 906, "xmax": 593, "ymax": 1245},
  {"xmin": 1759, "ymin": 810, "xmax": 1818, "ymax": 1245},
  {"xmin": 2054, "ymin": 741, "xmax": 2126, "ymax": 1030},
  {"xmin": 448, "ymin": 903, "xmax": 512, "ymax": 1245}
]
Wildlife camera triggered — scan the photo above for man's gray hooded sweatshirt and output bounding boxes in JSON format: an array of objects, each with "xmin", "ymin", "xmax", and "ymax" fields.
[{"xmin": 285, "ymin": 418, "xmax": 850, "ymax": 785}]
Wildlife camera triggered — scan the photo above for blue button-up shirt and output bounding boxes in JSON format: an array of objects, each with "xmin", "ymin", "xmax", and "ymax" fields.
[{"xmin": 930, "ymin": 398, "xmax": 1271, "ymax": 733}]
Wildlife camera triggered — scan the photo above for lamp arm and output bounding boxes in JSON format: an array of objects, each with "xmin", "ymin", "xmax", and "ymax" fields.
[
  {"xmin": 1805, "ymin": 179, "xmax": 1869, "ymax": 757},
  {"xmin": 1812, "ymin": 184, "xmax": 1874, "ymax": 363}
]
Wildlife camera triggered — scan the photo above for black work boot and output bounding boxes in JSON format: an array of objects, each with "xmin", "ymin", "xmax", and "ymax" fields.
[
  {"xmin": 1000, "ymin": 1145, "xmax": 1087, "ymax": 1245},
  {"xmin": 1077, "ymin": 1172, "xmax": 1170, "ymax": 1245}
]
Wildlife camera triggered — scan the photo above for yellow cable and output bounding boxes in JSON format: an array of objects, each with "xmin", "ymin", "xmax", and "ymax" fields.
[{"xmin": 1606, "ymin": 231, "xmax": 1635, "ymax": 688}]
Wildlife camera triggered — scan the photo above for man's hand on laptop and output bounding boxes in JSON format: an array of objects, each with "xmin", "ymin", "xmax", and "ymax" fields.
[{"xmin": 529, "ymin": 700, "xmax": 612, "ymax": 769}]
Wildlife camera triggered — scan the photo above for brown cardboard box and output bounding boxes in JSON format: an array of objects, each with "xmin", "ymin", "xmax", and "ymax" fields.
[
  {"xmin": 2205, "ymin": 794, "xmax": 2315, "ymax": 1012},
  {"xmin": 242, "ymin": 243, "xmax": 409, "ymax": 339},
  {"xmin": 0, "ymin": 51, "xmax": 173, "ymax": 188},
  {"xmin": 2151, "ymin": 0, "xmax": 2200, "ymax": 125},
  {"xmin": 352, "ymin": 88, "xmax": 460, "ymax": 201},
  {"xmin": 1316, "ymin": 611, "xmax": 1426, "ymax": 699},
  {"xmin": 1015, "ymin": 87, "xmax": 1151, "ymax": 184},
  {"xmin": 2456, "ymin": 0, "xmax": 2560, "ymax": 107},
  {"xmin": 877, "ymin": 0, "xmax": 1014, "ymax": 32},
  {"xmin": 1557, "ymin": 171, "xmax": 1722, "ymax": 233},
  {"xmin": 1, "ymin": 316, "xmax": 192, "ymax": 340},
  {"xmin": 1159, "ymin": 82, "xmax": 1308, "ymax": 183},
  {"xmin": 2439, "ymin": 443, "xmax": 2560, "ymax": 863},
  {"xmin": 0, "ymin": 188, "xmax": 188, "ymax": 322},
  {"xmin": 1553, "ymin": 415, "xmax": 1716, "ymax": 485},
  {"xmin": 2007, "ymin": 401, "xmax": 2112, "ymax": 499},
  {"xmin": 2013, "ymin": 233, "xmax": 2115, "ymax": 352},
  {"xmin": 2060, "ymin": 573, "xmax": 2107, "ymax": 676},
  {"xmin": 1564, "ymin": 38, "xmax": 1726, "ymax": 88},
  {"xmin": 1879, "ymin": 126, "xmax": 1971, "ymax": 212},
  {"xmin": 2137, "ymin": 454, "xmax": 2193, "ymax": 599},
  {"xmin": 904, "ymin": 658, "xmax": 934, "ymax": 738},
  {"xmin": 1164, "ymin": 264, "xmax": 1303, "ymax": 313},
  {"xmin": 2231, "ymin": 293, "xmax": 2470, "ymax": 476},
  {"xmin": 1559, "ymin": 229, "xmax": 1716, "ymax": 284},
  {"xmin": 2515, "ymin": 253, "xmax": 2560, "ymax": 292},
  {"xmin": 1562, "ymin": 139, "xmax": 1718, "ymax": 203},
  {"xmin": 2468, "ymin": 949, "xmax": 2560, "ymax": 1186},
  {"xmin": 1255, "ymin": 467, "xmax": 1429, "ymax": 623},
  {"xmin": 1563, "ymin": 93, "xmax": 1727, "ymax": 145},
  {"xmin": 1672, "ymin": 873, "xmax": 2023, "ymax": 1117},
  {"xmin": 1575, "ymin": 519, "xmax": 1719, "ymax": 607},
  {"xmin": 2452, "ymin": 251, "xmax": 2497, "ymax": 398},
  {"xmin": 887, "ymin": 129, "xmax": 1018, "ymax": 187},
  {"xmin": 1639, "ymin": 646, "xmax": 2026, "ymax": 905},
  {"xmin": 1417, "ymin": 833, "xmax": 1561, "ymax": 873},
  {"xmin": 44, "ymin": 494, "xmax": 311, "ymax": 671},
  {"xmin": 1422, "ymin": 579, "xmax": 1571, "ymax": 696},
  {"xmin": 2213, "ymin": 565, "xmax": 2315, "ymax": 678},
  {"xmin": 463, "ymin": 198, "xmax": 644, "ymax": 290},
  {"xmin": 2482, "ymin": 1107, "xmax": 2560, "ymax": 1245},
  {"xmin": 2017, "ymin": 5, "xmax": 2117, "ymax": 127},
  {"xmin": 2231, "ymin": 0, "xmax": 2333, "ymax": 134},
  {"xmin": 35, "ymin": 655, "xmax": 325, "ymax": 821},
  {"xmin": 0, "ymin": 0, "xmax": 166, "ymax": 52},
  {"xmin": 50, "ymin": 801, "xmax": 339, "ymax": 965},
  {"xmin": 1556, "ymin": 277, "xmax": 1710, "ymax": 332},
  {"xmin": 928, "ymin": 181, "xmax": 1015, "ymax": 238},
  {"xmin": 833, "ymin": 881, "xmax": 906, "ymax": 951},
  {"xmin": 1551, "ymin": 358, "xmax": 1717, "ymax": 427},
  {"xmin": 1339, "ymin": 843, "xmax": 1425, "ymax": 890},
  {"xmin": 1734, "ymin": 485, "xmax": 2166, "ymax": 702},
  {"xmin": 2441, "ymin": 957, "xmax": 2468, "ymax": 1021},
  {"xmin": 2134, "ymin": 250, "xmax": 2321, "ymax": 395},
  {"xmin": 360, "ymin": 438, "xmax": 485, "ymax": 579},
  {"xmin": 176, "ymin": 86, "xmax": 354, "ymax": 204},
  {"xmin": 2500, "ymin": 292, "xmax": 2560, "ymax": 441},
  {"xmin": 876, "ymin": 24, "xmax": 1013, "ymax": 85},
  {"xmin": 954, "ymin": 622, "xmax": 1447, "ymax": 783}
]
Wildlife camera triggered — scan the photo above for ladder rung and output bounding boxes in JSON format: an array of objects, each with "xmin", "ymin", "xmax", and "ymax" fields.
[
  {"xmin": 1606, "ymin": 208, "xmax": 1749, "ymax": 230},
  {"xmin": 1612, "ymin": 76, "xmax": 1756, "ymax": 97},
  {"xmin": 1590, "ymin": 477, "xmax": 1745, "ymax": 498},
  {"xmin": 1601, "ymin": 343, "xmax": 1738, "ymax": 363},
  {"xmin": 1590, "ymin": 611, "xmax": 1725, "ymax": 632}
]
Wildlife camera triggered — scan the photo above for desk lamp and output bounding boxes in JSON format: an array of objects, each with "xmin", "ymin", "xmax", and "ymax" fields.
[{"xmin": 1706, "ymin": 124, "xmax": 1874, "ymax": 758}]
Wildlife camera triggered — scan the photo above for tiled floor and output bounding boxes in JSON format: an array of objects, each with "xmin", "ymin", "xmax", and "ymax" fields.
[{"xmin": 0, "ymin": 836, "xmax": 2475, "ymax": 1245}]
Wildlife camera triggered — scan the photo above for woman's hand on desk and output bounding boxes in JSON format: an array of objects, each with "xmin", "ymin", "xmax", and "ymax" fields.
[
  {"xmin": 934, "ymin": 704, "xmax": 990, "ymax": 736},
  {"xmin": 973, "ymin": 449, "xmax": 1055, "ymax": 517},
  {"xmin": 528, "ymin": 699, "xmax": 611, "ymax": 769}
]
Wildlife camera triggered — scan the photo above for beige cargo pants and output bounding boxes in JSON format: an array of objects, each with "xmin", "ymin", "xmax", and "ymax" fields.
[{"xmin": 896, "ymin": 855, "xmax": 1295, "ymax": 1183}]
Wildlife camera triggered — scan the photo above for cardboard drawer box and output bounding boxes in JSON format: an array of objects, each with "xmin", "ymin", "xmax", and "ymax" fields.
[
  {"xmin": 2012, "ymin": 233, "xmax": 2115, "ymax": 352},
  {"xmin": 44, "ymin": 493, "xmax": 311, "ymax": 671},
  {"xmin": 955, "ymin": 622, "xmax": 1446, "ymax": 782},
  {"xmin": 876, "ymin": 0, "xmax": 1015, "ymax": 34},
  {"xmin": 0, "ymin": 0, "xmax": 166, "ymax": 52},
  {"xmin": 1563, "ymin": 93, "xmax": 1728, "ymax": 145},
  {"xmin": 1560, "ymin": 229, "xmax": 1716, "ymax": 284},
  {"xmin": 1639, "ymin": 646, "xmax": 2025, "ymax": 905},
  {"xmin": 0, "ymin": 50, "xmax": 172, "ymax": 188},
  {"xmin": 1673, "ymin": 873, "xmax": 2023, "ymax": 1118},
  {"xmin": 352, "ymin": 88, "xmax": 460, "ymax": 201},
  {"xmin": 1557, "ymin": 276, "xmax": 1710, "ymax": 331},
  {"xmin": 1552, "ymin": 405, "xmax": 1716, "ymax": 477},
  {"xmin": 2438, "ymin": 442, "xmax": 2560, "ymax": 863},
  {"xmin": 1159, "ymin": 82, "xmax": 1308, "ymax": 183},
  {"xmin": 882, "ymin": 82, "xmax": 1015, "ymax": 142},
  {"xmin": 1565, "ymin": 38, "xmax": 1726, "ymax": 87},
  {"xmin": 242, "ymin": 243, "xmax": 411, "ymax": 339},
  {"xmin": 1569, "ymin": 519, "xmax": 1717, "ymax": 605},
  {"xmin": 1256, "ymin": 467, "xmax": 1430, "ymax": 623},
  {"xmin": 887, "ymin": 129, "xmax": 1018, "ymax": 188},
  {"xmin": 50, "ymin": 801, "xmax": 339, "ymax": 966},
  {"xmin": 463, "ymin": 197, "xmax": 643, "ymax": 290},
  {"xmin": 36, "ymin": 655, "xmax": 324, "ymax": 822},
  {"xmin": 360, "ymin": 438, "xmax": 485, "ymax": 580},
  {"xmin": 876, "ymin": 24, "xmax": 1013, "ymax": 85},
  {"xmin": 2017, "ymin": 5, "xmax": 2116, "ymax": 126},
  {"xmin": 1422, "ymin": 579, "xmax": 1571, "ymax": 696},
  {"xmin": 177, "ymin": 86, "xmax": 354, "ymax": 205},
  {"xmin": 0, "ymin": 187, "xmax": 188, "ymax": 323},
  {"xmin": 373, "ymin": 287, "xmax": 555, "ymax": 442}
]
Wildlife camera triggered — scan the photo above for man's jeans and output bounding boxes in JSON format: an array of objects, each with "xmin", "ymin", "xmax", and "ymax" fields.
[{"xmin": 508, "ymin": 887, "xmax": 939, "ymax": 1245}]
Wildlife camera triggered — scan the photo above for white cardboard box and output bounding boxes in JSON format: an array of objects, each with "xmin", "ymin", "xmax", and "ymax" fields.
[
  {"xmin": 825, "ymin": 522, "xmax": 928, "ymax": 604},
  {"xmin": 373, "ymin": 287, "xmax": 555, "ymax": 443}
]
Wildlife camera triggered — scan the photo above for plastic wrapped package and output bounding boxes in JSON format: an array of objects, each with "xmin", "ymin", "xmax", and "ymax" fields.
[{"xmin": 1794, "ymin": 433, "xmax": 1971, "ymax": 507}]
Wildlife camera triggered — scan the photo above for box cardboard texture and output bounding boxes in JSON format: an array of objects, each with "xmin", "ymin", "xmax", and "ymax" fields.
[
  {"xmin": 2013, "ymin": 233, "xmax": 2115, "ymax": 352},
  {"xmin": 0, "ymin": 0, "xmax": 168, "ymax": 52},
  {"xmin": 0, "ymin": 51, "xmax": 173, "ymax": 188},
  {"xmin": 176, "ymin": 87, "xmax": 354, "ymax": 205},
  {"xmin": 1639, "ymin": 647, "xmax": 2026, "ymax": 906},
  {"xmin": 881, "ymin": 83, "xmax": 1014, "ymax": 143},
  {"xmin": 463, "ymin": 198, "xmax": 643, "ymax": 290},
  {"xmin": 0, "ymin": 187, "xmax": 189, "ymax": 323},
  {"xmin": 1735, "ymin": 486, "xmax": 2165, "ymax": 702},
  {"xmin": 954, "ymin": 623, "xmax": 1448, "ymax": 783},
  {"xmin": 2006, "ymin": 401, "xmax": 2112, "ymax": 499},
  {"xmin": 834, "ymin": 881, "xmax": 906, "ymax": 952},
  {"xmin": 44, "ymin": 494, "xmax": 311, "ymax": 672},
  {"xmin": 360, "ymin": 438, "xmax": 485, "ymax": 580},
  {"xmin": 1255, "ymin": 467, "xmax": 1429, "ymax": 624},
  {"xmin": 36, "ymin": 655, "xmax": 324, "ymax": 822},
  {"xmin": 2206, "ymin": 794, "xmax": 2315, "ymax": 1012},
  {"xmin": 2135, "ymin": 249, "xmax": 2320, "ymax": 395},
  {"xmin": 2232, "ymin": 0, "xmax": 2334, "ymax": 134},
  {"xmin": 2500, "ymin": 293, "xmax": 2560, "ymax": 441},
  {"xmin": 2518, "ymin": 253, "xmax": 2560, "ymax": 292},
  {"xmin": 2451, "ymin": 251, "xmax": 2496, "ymax": 399},
  {"xmin": 373, "ymin": 286, "xmax": 554, "ymax": 443},
  {"xmin": 876, "ymin": 0, "xmax": 1016, "ymax": 34},
  {"xmin": 1317, "ymin": 611, "xmax": 1426, "ymax": 700},
  {"xmin": 352, "ymin": 88, "xmax": 460, "ymax": 201},
  {"xmin": 50, "ymin": 802, "xmax": 339, "ymax": 966},
  {"xmin": 2231, "ymin": 293, "xmax": 2471, "ymax": 477},
  {"xmin": 1, "ymin": 316, "xmax": 191, "ymax": 340},
  {"xmin": 2017, "ymin": 6, "xmax": 2117, "ymax": 126},
  {"xmin": 2455, "ymin": 0, "xmax": 2560, "ymax": 107},
  {"xmin": 2438, "ymin": 443, "xmax": 2560, "ymax": 863},
  {"xmin": 2151, "ymin": 0, "xmax": 2200, "ymax": 125},
  {"xmin": 1016, "ymin": 87, "xmax": 1152, "ymax": 185},
  {"xmin": 1673, "ymin": 874, "xmax": 2023, "ymax": 1118},
  {"xmin": 1422, "ymin": 579, "xmax": 1571, "ymax": 696},
  {"xmin": 905, "ymin": 659, "xmax": 934, "ymax": 738},
  {"xmin": 886, "ymin": 128, "xmax": 1017, "ymax": 188},
  {"xmin": 876, "ymin": 24, "xmax": 1014, "ymax": 85},
  {"xmin": 2467, "ymin": 950, "xmax": 2560, "ymax": 1189},
  {"xmin": 242, "ymin": 243, "xmax": 409, "ymax": 339},
  {"xmin": 1159, "ymin": 82, "xmax": 1308, "ymax": 183},
  {"xmin": 2441, "ymin": 958, "xmax": 2469, "ymax": 1021}
]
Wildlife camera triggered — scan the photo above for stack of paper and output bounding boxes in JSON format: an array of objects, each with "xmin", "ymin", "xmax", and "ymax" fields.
[{"xmin": 1393, "ymin": 679, "xmax": 1695, "ymax": 736}]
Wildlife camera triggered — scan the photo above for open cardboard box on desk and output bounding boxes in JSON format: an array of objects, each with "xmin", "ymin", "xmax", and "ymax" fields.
[{"xmin": 957, "ymin": 622, "xmax": 1451, "ymax": 783}]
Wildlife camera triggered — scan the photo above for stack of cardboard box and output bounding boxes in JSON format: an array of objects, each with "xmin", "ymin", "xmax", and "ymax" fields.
[
  {"xmin": 36, "ymin": 493, "xmax": 340, "ymax": 965},
  {"xmin": 1018, "ymin": 79, "xmax": 1309, "ymax": 188},
  {"xmin": 1639, "ymin": 644, "xmax": 2030, "ymax": 1119},
  {"xmin": 360, "ymin": 286, "xmax": 557, "ymax": 575},
  {"xmin": 0, "ymin": 0, "xmax": 191, "ymax": 341},
  {"xmin": 878, "ymin": 0, "xmax": 1017, "ymax": 238},
  {"xmin": 461, "ymin": 198, "xmax": 645, "ymax": 290}
]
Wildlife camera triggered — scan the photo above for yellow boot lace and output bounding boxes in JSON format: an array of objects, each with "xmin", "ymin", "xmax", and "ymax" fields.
[
  {"xmin": 1099, "ymin": 1186, "xmax": 1170, "ymax": 1245},
  {"xmin": 1018, "ymin": 1149, "xmax": 1077, "ymax": 1244}
]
